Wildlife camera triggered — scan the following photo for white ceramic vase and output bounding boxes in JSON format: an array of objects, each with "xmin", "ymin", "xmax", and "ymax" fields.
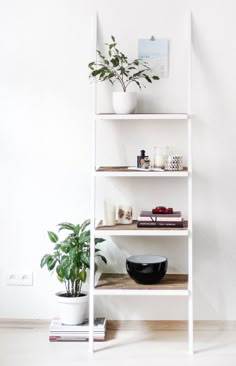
[
  {"xmin": 112, "ymin": 92, "xmax": 137, "ymax": 114},
  {"xmin": 56, "ymin": 291, "xmax": 88, "ymax": 325}
]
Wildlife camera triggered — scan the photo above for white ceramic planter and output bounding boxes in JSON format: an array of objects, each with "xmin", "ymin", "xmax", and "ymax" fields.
[
  {"xmin": 112, "ymin": 92, "xmax": 137, "ymax": 114},
  {"xmin": 56, "ymin": 291, "xmax": 88, "ymax": 325}
]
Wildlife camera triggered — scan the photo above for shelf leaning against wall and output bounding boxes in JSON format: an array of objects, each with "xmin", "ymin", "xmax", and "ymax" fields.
[{"xmin": 89, "ymin": 12, "xmax": 193, "ymax": 354}]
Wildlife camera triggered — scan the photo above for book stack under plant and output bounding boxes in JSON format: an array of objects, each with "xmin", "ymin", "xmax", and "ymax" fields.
[
  {"xmin": 49, "ymin": 317, "xmax": 106, "ymax": 342},
  {"xmin": 137, "ymin": 209, "xmax": 184, "ymax": 228}
]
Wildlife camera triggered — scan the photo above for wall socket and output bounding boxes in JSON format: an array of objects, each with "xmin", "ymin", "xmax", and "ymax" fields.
[{"xmin": 6, "ymin": 272, "xmax": 33, "ymax": 286}]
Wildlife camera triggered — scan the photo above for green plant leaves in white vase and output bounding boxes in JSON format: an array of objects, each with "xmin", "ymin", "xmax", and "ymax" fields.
[
  {"xmin": 40, "ymin": 220, "xmax": 106, "ymax": 325},
  {"xmin": 88, "ymin": 35, "xmax": 159, "ymax": 114}
]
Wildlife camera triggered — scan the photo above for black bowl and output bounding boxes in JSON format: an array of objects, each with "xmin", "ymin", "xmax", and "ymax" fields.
[{"xmin": 126, "ymin": 255, "xmax": 168, "ymax": 284}]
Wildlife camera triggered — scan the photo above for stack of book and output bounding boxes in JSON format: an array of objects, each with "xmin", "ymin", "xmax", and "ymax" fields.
[
  {"xmin": 137, "ymin": 210, "xmax": 184, "ymax": 228},
  {"xmin": 49, "ymin": 317, "xmax": 106, "ymax": 342}
]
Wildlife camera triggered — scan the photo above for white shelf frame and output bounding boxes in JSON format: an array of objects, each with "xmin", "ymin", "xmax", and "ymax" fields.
[
  {"xmin": 89, "ymin": 11, "xmax": 193, "ymax": 354},
  {"xmin": 95, "ymin": 113, "xmax": 188, "ymax": 120},
  {"xmin": 95, "ymin": 229, "xmax": 188, "ymax": 237},
  {"xmin": 95, "ymin": 170, "xmax": 188, "ymax": 177},
  {"xmin": 94, "ymin": 289, "xmax": 189, "ymax": 296}
]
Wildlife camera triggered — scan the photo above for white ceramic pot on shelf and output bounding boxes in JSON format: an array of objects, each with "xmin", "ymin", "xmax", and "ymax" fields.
[
  {"xmin": 112, "ymin": 91, "xmax": 137, "ymax": 114},
  {"xmin": 56, "ymin": 291, "xmax": 88, "ymax": 325}
]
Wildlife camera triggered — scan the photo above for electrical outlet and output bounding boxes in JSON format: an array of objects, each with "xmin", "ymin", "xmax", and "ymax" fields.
[{"xmin": 6, "ymin": 272, "xmax": 33, "ymax": 286}]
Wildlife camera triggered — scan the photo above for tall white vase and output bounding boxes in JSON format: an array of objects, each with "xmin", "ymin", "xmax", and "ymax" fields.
[{"xmin": 112, "ymin": 92, "xmax": 137, "ymax": 114}]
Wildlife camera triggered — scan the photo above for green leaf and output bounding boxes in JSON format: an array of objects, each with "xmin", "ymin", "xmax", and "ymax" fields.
[
  {"xmin": 79, "ymin": 270, "xmax": 86, "ymax": 282},
  {"xmin": 74, "ymin": 224, "xmax": 81, "ymax": 234},
  {"xmin": 152, "ymin": 75, "xmax": 159, "ymax": 80},
  {"xmin": 80, "ymin": 253, "xmax": 89, "ymax": 267},
  {"xmin": 111, "ymin": 57, "xmax": 119, "ymax": 67},
  {"xmin": 96, "ymin": 254, "xmax": 107, "ymax": 264},
  {"xmin": 95, "ymin": 238, "xmax": 106, "ymax": 244},
  {"xmin": 60, "ymin": 243, "xmax": 70, "ymax": 253},
  {"xmin": 40, "ymin": 254, "xmax": 51, "ymax": 268},
  {"xmin": 144, "ymin": 74, "xmax": 152, "ymax": 83},
  {"xmin": 69, "ymin": 247, "xmax": 78, "ymax": 259},
  {"xmin": 47, "ymin": 258, "xmax": 57, "ymax": 271},
  {"xmin": 111, "ymin": 35, "xmax": 115, "ymax": 42},
  {"xmin": 134, "ymin": 80, "xmax": 141, "ymax": 89},
  {"xmin": 56, "ymin": 265, "xmax": 65, "ymax": 280},
  {"xmin": 48, "ymin": 231, "xmax": 58, "ymax": 243},
  {"xmin": 81, "ymin": 219, "xmax": 90, "ymax": 232},
  {"xmin": 72, "ymin": 266, "xmax": 80, "ymax": 280},
  {"xmin": 79, "ymin": 230, "xmax": 90, "ymax": 244},
  {"xmin": 58, "ymin": 222, "xmax": 75, "ymax": 232},
  {"xmin": 88, "ymin": 62, "xmax": 95, "ymax": 70},
  {"xmin": 64, "ymin": 265, "xmax": 72, "ymax": 280}
]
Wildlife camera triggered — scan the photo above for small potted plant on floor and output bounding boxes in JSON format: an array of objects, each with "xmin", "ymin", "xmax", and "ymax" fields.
[
  {"xmin": 40, "ymin": 220, "xmax": 106, "ymax": 325},
  {"xmin": 88, "ymin": 35, "xmax": 159, "ymax": 114}
]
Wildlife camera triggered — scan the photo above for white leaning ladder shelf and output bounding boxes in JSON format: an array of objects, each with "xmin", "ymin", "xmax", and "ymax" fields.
[{"xmin": 89, "ymin": 12, "xmax": 193, "ymax": 354}]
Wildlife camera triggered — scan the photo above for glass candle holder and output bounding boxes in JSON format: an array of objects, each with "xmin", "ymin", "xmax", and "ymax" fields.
[
  {"xmin": 164, "ymin": 155, "xmax": 183, "ymax": 171},
  {"xmin": 153, "ymin": 146, "xmax": 165, "ymax": 168}
]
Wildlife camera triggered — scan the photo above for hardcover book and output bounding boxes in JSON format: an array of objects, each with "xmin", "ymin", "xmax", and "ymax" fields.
[
  {"xmin": 49, "ymin": 317, "xmax": 106, "ymax": 333},
  {"xmin": 140, "ymin": 210, "xmax": 181, "ymax": 218},
  {"xmin": 137, "ymin": 221, "xmax": 184, "ymax": 228},
  {"xmin": 137, "ymin": 216, "xmax": 183, "ymax": 222}
]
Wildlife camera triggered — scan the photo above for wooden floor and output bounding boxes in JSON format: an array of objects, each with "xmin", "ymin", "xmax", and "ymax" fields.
[{"xmin": 1, "ymin": 323, "xmax": 236, "ymax": 366}]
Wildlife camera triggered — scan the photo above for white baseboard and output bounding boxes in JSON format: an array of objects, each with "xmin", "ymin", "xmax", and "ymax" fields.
[{"xmin": 0, "ymin": 319, "xmax": 236, "ymax": 331}]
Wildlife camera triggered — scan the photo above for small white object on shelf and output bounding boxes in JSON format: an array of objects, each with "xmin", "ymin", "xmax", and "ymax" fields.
[{"xmin": 103, "ymin": 201, "xmax": 116, "ymax": 226}]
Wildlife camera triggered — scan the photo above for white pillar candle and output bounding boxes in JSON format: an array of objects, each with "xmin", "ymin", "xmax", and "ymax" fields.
[
  {"xmin": 154, "ymin": 147, "xmax": 165, "ymax": 168},
  {"xmin": 103, "ymin": 201, "xmax": 116, "ymax": 226}
]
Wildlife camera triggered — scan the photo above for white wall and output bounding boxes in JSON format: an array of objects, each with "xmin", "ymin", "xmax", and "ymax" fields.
[{"xmin": 0, "ymin": 0, "xmax": 236, "ymax": 321}]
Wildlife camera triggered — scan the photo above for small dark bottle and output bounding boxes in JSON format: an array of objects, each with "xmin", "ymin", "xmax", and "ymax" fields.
[{"xmin": 137, "ymin": 150, "xmax": 146, "ymax": 168}]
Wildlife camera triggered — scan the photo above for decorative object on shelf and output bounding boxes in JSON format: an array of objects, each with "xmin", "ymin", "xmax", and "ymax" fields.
[
  {"xmin": 117, "ymin": 205, "xmax": 133, "ymax": 224},
  {"xmin": 40, "ymin": 220, "xmax": 107, "ymax": 325},
  {"xmin": 152, "ymin": 206, "xmax": 173, "ymax": 214},
  {"xmin": 137, "ymin": 149, "xmax": 150, "ymax": 169},
  {"xmin": 153, "ymin": 146, "xmax": 166, "ymax": 168},
  {"xmin": 138, "ymin": 37, "xmax": 169, "ymax": 78},
  {"xmin": 112, "ymin": 91, "xmax": 137, "ymax": 114},
  {"xmin": 137, "ymin": 209, "xmax": 184, "ymax": 228},
  {"xmin": 165, "ymin": 155, "xmax": 183, "ymax": 171},
  {"xmin": 126, "ymin": 255, "xmax": 168, "ymax": 284},
  {"xmin": 88, "ymin": 35, "xmax": 159, "ymax": 114},
  {"xmin": 103, "ymin": 201, "xmax": 116, "ymax": 226}
]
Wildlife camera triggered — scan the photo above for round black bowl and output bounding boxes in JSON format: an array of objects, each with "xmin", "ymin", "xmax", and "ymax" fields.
[{"xmin": 126, "ymin": 255, "xmax": 168, "ymax": 285}]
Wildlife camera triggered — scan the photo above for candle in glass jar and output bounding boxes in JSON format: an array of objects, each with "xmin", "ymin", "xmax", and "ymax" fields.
[{"xmin": 154, "ymin": 147, "xmax": 165, "ymax": 168}]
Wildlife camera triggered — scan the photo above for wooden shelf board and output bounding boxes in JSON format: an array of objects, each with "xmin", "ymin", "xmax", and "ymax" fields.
[
  {"xmin": 94, "ymin": 273, "xmax": 188, "ymax": 296},
  {"xmin": 95, "ymin": 166, "xmax": 188, "ymax": 177},
  {"xmin": 95, "ymin": 113, "xmax": 189, "ymax": 120},
  {"xmin": 95, "ymin": 220, "xmax": 188, "ymax": 237}
]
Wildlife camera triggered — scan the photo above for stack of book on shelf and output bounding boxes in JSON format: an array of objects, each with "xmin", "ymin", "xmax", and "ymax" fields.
[
  {"xmin": 137, "ymin": 210, "xmax": 184, "ymax": 228},
  {"xmin": 49, "ymin": 317, "xmax": 106, "ymax": 342}
]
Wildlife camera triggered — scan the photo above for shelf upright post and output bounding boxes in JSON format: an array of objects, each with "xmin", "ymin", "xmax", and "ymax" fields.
[
  {"xmin": 187, "ymin": 10, "xmax": 193, "ymax": 354},
  {"xmin": 88, "ymin": 11, "xmax": 98, "ymax": 355}
]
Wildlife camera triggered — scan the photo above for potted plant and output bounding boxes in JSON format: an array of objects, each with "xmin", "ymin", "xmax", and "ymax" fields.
[
  {"xmin": 40, "ymin": 220, "xmax": 106, "ymax": 325},
  {"xmin": 88, "ymin": 35, "xmax": 159, "ymax": 114}
]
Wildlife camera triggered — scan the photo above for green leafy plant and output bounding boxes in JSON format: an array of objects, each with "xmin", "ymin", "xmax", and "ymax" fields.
[
  {"xmin": 88, "ymin": 35, "xmax": 159, "ymax": 92},
  {"xmin": 40, "ymin": 220, "xmax": 106, "ymax": 297}
]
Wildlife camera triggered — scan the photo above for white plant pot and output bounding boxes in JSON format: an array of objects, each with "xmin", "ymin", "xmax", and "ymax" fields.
[
  {"xmin": 112, "ymin": 92, "xmax": 137, "ymax": 114},
  {"xmin": 56, "ymin": 291, "xmax": 88, "ymax": 325}
]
